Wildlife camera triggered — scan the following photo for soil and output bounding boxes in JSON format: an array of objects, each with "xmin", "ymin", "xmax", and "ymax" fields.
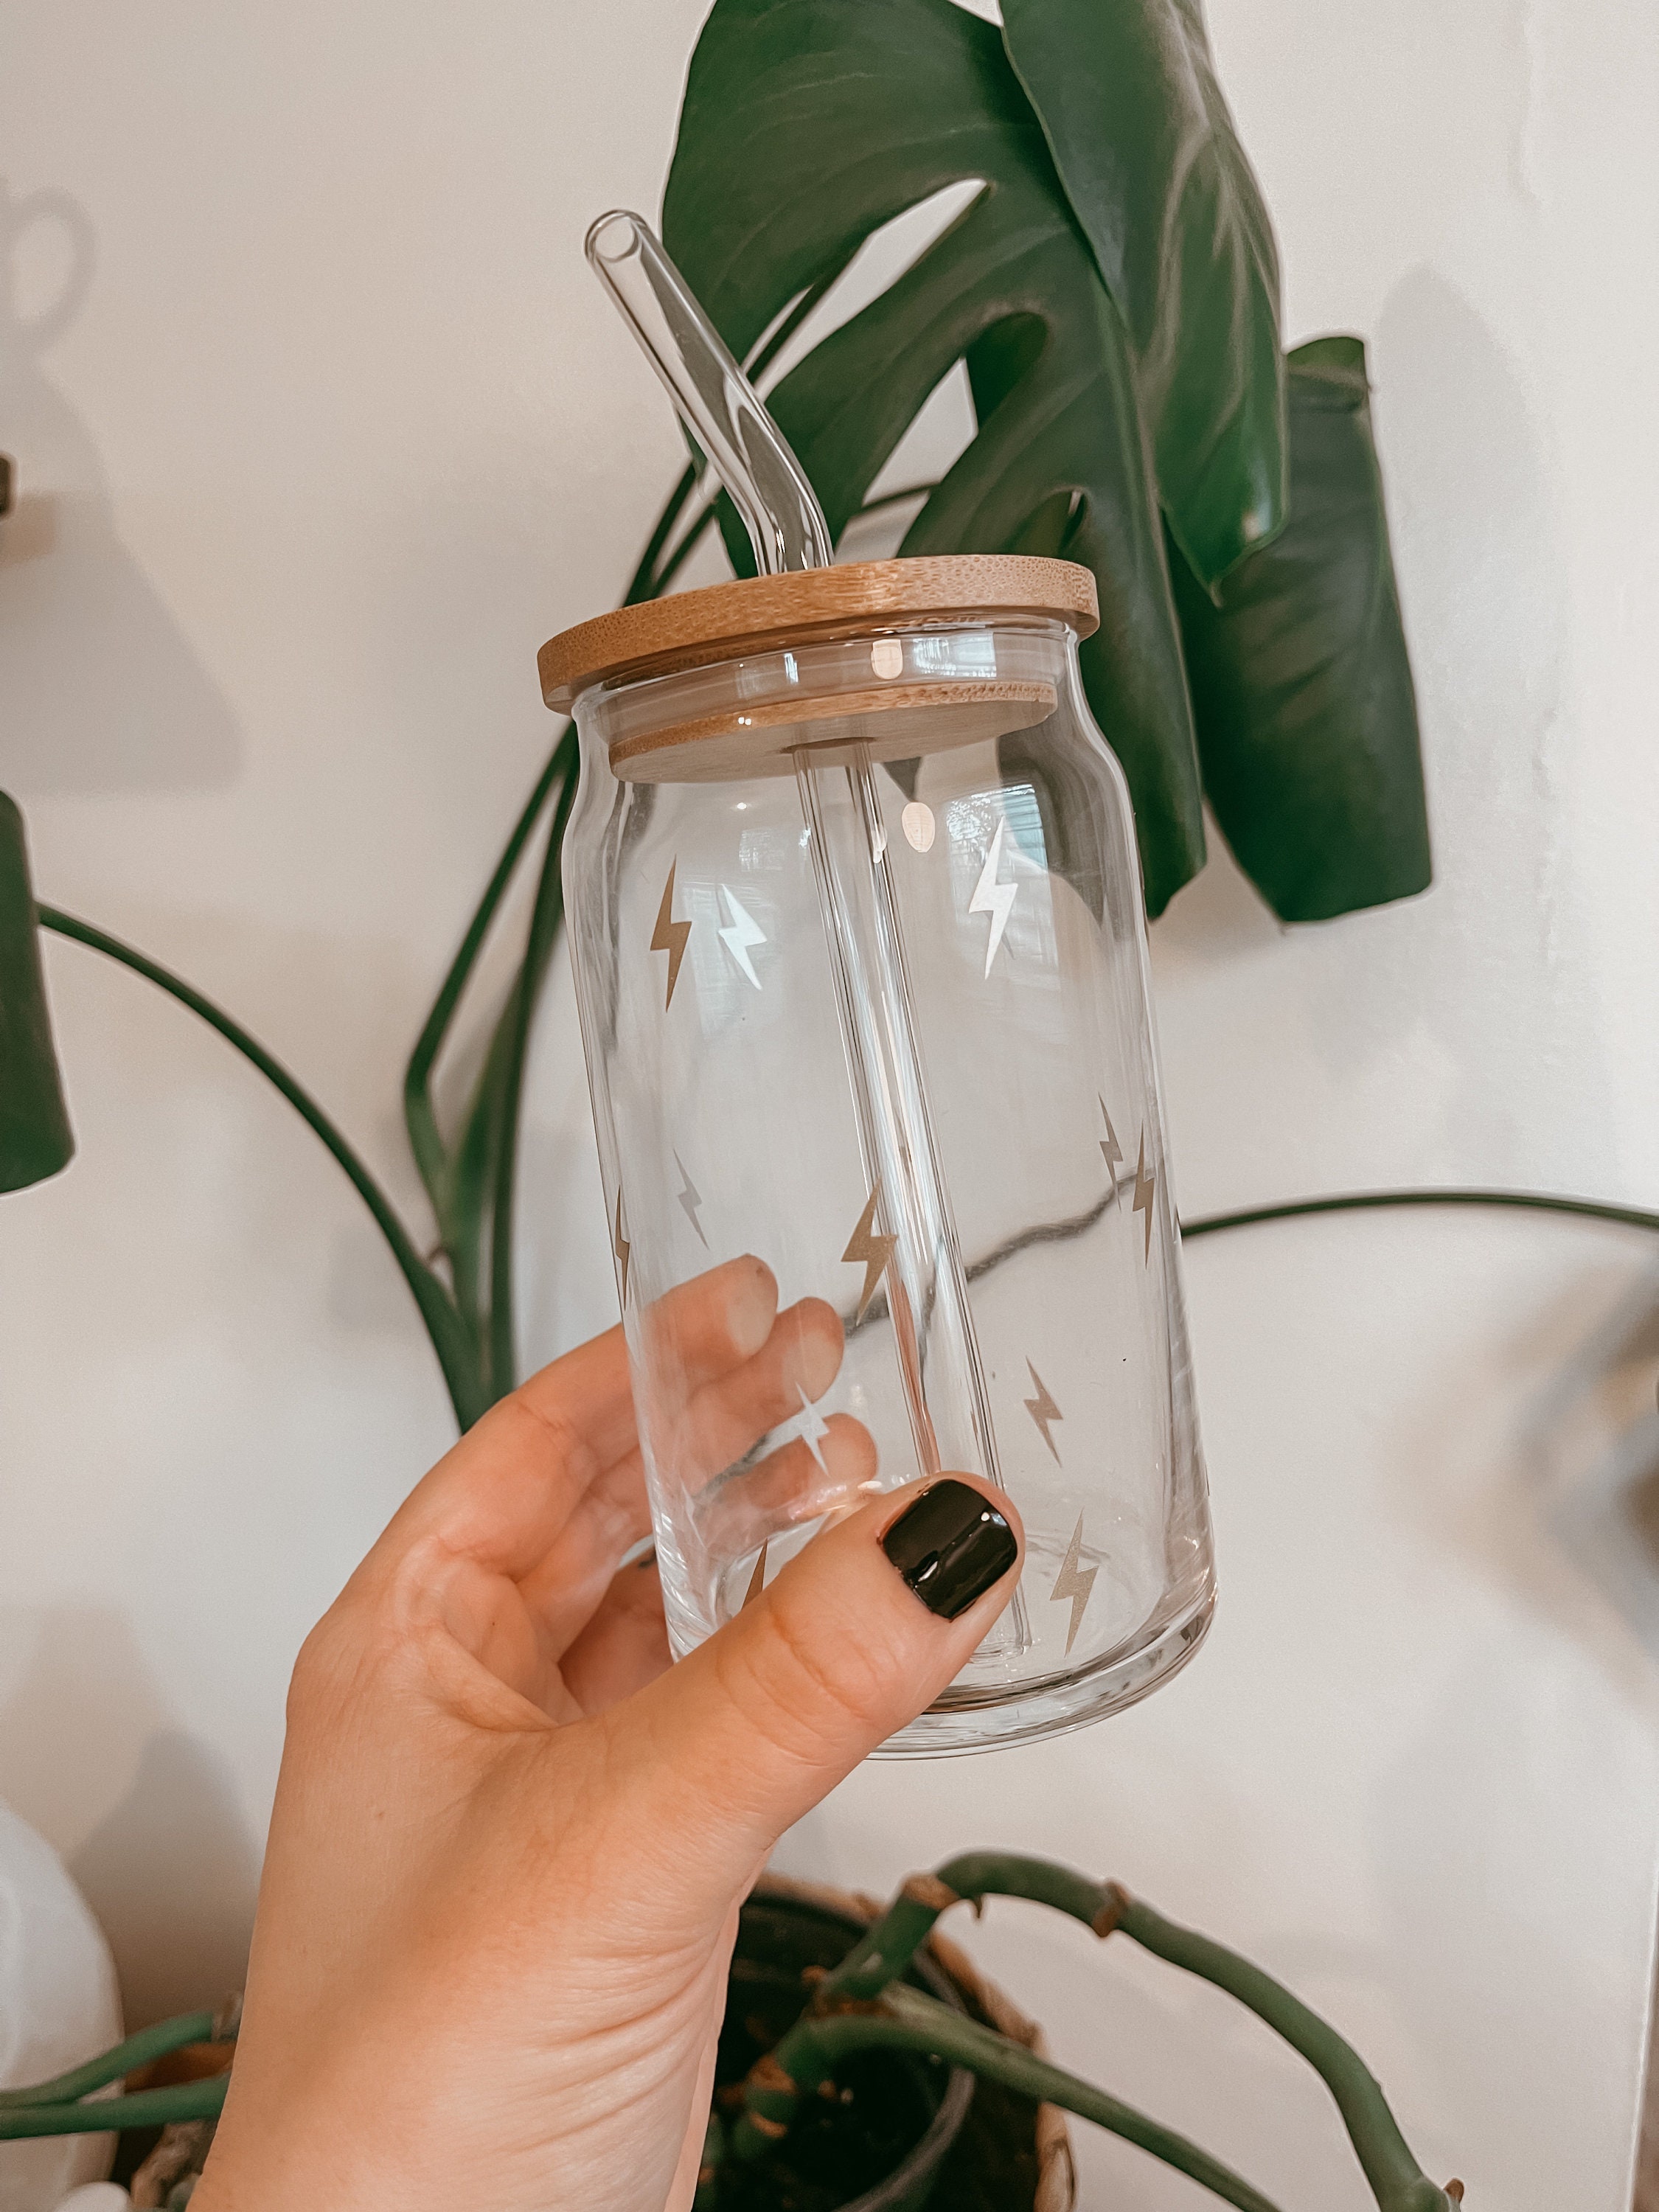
[{"xmin": 711, "ymin": 1892, "xmax": 1043, "ymax": 2212}]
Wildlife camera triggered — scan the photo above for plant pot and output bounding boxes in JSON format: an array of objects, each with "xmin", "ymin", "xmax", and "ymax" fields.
[{"xmin": 720, "ymin": 1877, "xmax": 1074, "ymax": 2212}]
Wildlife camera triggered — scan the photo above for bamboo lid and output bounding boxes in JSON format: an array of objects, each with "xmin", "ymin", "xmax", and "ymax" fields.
[{"xmin": 538, "ymin": 554, "xmax": 1099, "ymax": 711}]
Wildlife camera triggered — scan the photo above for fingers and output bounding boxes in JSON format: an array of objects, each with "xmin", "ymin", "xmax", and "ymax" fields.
[
  {"xmin": 665, "ymin": 1296, "xmax": 844, "ymax": 1495},
  {"xmin": 560, "ymin": 1553, "xmax": 673, "ymax": 1717},
  {"xmin": 603, "ymin": 1477, "xmax": 1024, "ymax": 1894},
  {"xmin": 631, "ymin": 1255, "xmax": 781, "ymax": 1430},
  {"xmin": 514, "ymin": 1290, "xmax": 852, "ymax": 1650},
  {"xmin": 690, "ymin": 1414, "xmax": 878, "ymax": 1567},
  {"xmin": 362, "ymin": 1258, "xmax": 782, "ymax": 1588}
]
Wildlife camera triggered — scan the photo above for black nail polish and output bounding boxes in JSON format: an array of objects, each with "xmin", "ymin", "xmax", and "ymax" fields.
[{"xmin": 881, "ymin": 1481, "xmax": 1018, "ymax": 1621}]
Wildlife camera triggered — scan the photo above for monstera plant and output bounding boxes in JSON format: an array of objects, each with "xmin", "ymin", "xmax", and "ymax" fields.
[
  {"xmin": 1, "ymin": 0, "xmax": 1430, "ymax": 1416},
  {"xmin": 0, "ymin": 0, "xmax": 1434, "ymax": 1419}
]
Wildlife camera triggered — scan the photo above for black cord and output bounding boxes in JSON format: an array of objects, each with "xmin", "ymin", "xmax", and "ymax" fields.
[{"xmin": 1181, "ymin": 1186, "xmax": 1659, "ymax": 1242}]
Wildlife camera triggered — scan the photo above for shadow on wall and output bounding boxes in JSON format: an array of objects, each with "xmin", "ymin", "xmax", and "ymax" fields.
[
  {"xmin": 0, "ymin": 179, "xmax": 240, "ymax": 796},
  {"xmin": 1155, "ymin": 268, "xmax": 1613, "ymax": 1192},
  {"xmin": 1514, "ymin": 1264, "xmax": 1659, "ymax": 1671},
  {"xmin": 1391, "ymin": 1259, "xmax": 1659, "ymax": 2202},
  {"xmin": 0, "ymin": 1607, "xmax": 259, "ymax": 2026}
]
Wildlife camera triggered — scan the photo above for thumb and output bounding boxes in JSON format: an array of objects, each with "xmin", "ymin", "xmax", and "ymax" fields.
[{"xmin": 622, "ymin": 1477, "xmax": 1023, "ymax": 1887}]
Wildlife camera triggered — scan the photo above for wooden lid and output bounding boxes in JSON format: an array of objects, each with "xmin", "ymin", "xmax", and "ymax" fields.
[{"xmin": 538, "ymin": 554, "xmax": 1099, "ymax": 712}]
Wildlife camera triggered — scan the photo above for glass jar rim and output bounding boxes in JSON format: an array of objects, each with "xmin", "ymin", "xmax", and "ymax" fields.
[{"xmin": 577, "ymin": 614, "xmax": 1080, "ymax": 785}]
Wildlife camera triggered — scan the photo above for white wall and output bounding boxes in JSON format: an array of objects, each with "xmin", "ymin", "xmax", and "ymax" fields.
[{"xmin": 2, "ymin": 2, "xmax": 1657, "ymax": 2205}]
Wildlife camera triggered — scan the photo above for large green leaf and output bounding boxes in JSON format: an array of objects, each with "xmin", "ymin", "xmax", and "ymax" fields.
[
  {"xmin": 1169, "ymin": 337, "xmax": 1430, "ymax": 920},
  {"xmin": 663, "ymin": 0, "xmax": 1207, "ymax": 914},
  {"xmin": 999, "ymin": 0, "xmax": 1284, "ymax": 584},
  {"xmin": 0, "ymin": 793, "xmax": 74, "ymax": 1192}
]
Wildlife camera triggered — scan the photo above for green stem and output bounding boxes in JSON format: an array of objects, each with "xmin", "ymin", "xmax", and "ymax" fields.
[
  {"xmin": 403, "ymin": 733, "xmax": 575, "ymax": 1227},
  {"xmin": 624, "ymin": 462, "xmax": 701, "ymax": 604},
  {"xmin": 771, "ymin": 1858, "xmax": 1453, "ymax": 2212},
  {"xmin": 38, "ymin": 905, "xmax": 487, "ymax": 1432},
  {"xmin": 815, "ymin": 1854, "xmax": 1102, "ymax": 2008},
  {"xmin": 1183, "ymin": 1185, "xmax": 1659, "ymax": 1241},
  {"xmin": 484, "ymin": 760, "xmax": 584, "ymax": 1396},
  {"xmin": 736, "ymin": 1983, "xmax": 1284, "ymax": 2212},
  {"xmin": 1110, "ymin": 1888, "xmax": 1452, "ymax": 2212},
  {"xmin": 0, "ymin": 2075, "xmax": 227, "ymax": 2140},
  {"xmin": 648, "ymin": 500, "xmax": 719, "ymax": 598},
  {"xmin": 0, "ymin": 2010, "xmax": 217, "ymax": 2109}
]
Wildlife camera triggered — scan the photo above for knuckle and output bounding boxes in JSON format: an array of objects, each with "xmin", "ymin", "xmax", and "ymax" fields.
[{"xmin": 717, "ymin": 1585, "xmax": 905, "ymax": 1763}]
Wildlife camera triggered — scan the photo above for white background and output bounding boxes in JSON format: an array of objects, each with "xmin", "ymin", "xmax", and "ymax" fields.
[{"xmin": 3, "ymin": 1, "xmax": 1658, "ymax": 2205}]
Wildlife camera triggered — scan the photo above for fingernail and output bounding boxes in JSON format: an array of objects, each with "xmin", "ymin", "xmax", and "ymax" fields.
[{"xmin": 880, "ymin": 1480, "xmax": 1018, "ymax": 1621}]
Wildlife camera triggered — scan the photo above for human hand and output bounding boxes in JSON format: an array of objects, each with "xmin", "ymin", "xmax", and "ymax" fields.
[{"xmin": 192, "ymin": 1256, "xmax": 1022, "ymax": 2212}]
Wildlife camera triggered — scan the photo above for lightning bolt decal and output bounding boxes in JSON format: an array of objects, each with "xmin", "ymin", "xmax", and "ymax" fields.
[
  {"xmin": 1050, "ymin": 1512, "xmax": 1098, "ymax": 1655},
  {"xmin": 1133, "ymin": 1130, "xmax": 1156, "ymax": 1263},
  {"xmin": 674, "ymin": 1150, "xmax": 708, "ymax": 1248},
  {"xmin": 650, "ymin": 861, "xmax": 692, "ymax": 1009},
  {"xmin": 612, "ymin": 1186, "xmax": 631, "ymax": 1307},
  {"xmin": 791, "ymin": 1385, "xmax": 831, "ymax": 1475},
  {"xmin": 1099, "ymin": 1097, "xmax": 1124, "ymax": 1206},
  {"xmin": 842, "ymin": 1181, "xmax": 899, "ymax": 1323},
  {"xmin": 968, "ymin": 815, "xmax": 1017, "ymax": 977},
  {"xmin": 1023, "ymin": 1360, "xmax": 1063, "ymax": 1464},
  {"xmin": 718, "ymin": 885, "xmax": 767, "ymax": 990},
  {"xmin": 742, "ymin": 1541, "xmax": 769, "ymax": 1609}
]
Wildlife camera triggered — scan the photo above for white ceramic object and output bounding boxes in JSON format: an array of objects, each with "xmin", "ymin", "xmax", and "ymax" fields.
[
  {"xmin": 52, "ymin": 2191, "xmax": 131, "ymax": 2211},
  {"xmin": 0, "ymin": 1804, "xmax": 122, "ymax": 2212}
]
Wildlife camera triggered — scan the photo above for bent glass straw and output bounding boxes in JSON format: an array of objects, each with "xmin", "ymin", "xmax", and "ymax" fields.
[{"xmin": 585, "ymin": 212, "xmax": 1029, "ymax": 1658}]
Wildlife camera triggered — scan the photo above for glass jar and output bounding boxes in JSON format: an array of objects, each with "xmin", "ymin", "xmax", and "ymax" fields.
[{"xmin": 543, "ymin": 555, "xmax": 1213, "ymax": 1753}]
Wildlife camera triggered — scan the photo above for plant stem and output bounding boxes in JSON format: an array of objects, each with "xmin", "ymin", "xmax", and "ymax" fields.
[
  {"xmin": 403, "ymin": 733, "xmax": 576, "ymax": 1230},
  {"xmin": 734, "ymin": 1981, "xmax": 1284, "ymax": 2212},
  {"xmin": 623, "ymin": 461, "xmax": 701, "ymax": 603},
  {"xmin": 813, "ymin": 1854, "xmax": 1102, "ymax": 2009},
  {"xmin": 0, "ymin": 2011, "xmax": 218, "ymax": 2109},
  {"xmin": 765, "ymin": 1858, "xmax": 1455, "ymax": 2212},
  {"xmin": 1182, "ymin": 1185, "xmax": 1659, "ymax": 1241},
  {"xmin": 1108, "ymin": 1887, "xmax": 1453, "ymax": 2212},
  {"xmin": 0, "ymin": 2075, "xmax": 227, "ymax": 2140},
  {"xmin": 38, "ymin": 905, "xmax": 487, "ymax": 1431},
  {"xmin": 484, "ymin": 762, "xmax": 583, "ymax": 1394}
]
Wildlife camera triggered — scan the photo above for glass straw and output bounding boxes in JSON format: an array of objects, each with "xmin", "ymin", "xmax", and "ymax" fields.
[{"xmin": 585, "ymin": 211, "xmax": 1029, "ymax": 1657}]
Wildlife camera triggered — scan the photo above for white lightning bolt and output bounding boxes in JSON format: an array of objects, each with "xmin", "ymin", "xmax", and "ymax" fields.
[
  {"xmin": 1023, "ymin": 1360, "xmax": 1063, "ymax": 1464},
  {"xmin": 1050, "ymin": 1512, "xmax": 1098, "ymax": 1656},
  {"xmin": 674, "ymin": 1150, "xmax": 708, "ymax": 1248},
  {"xmin": 968, "ymin": 815, "xmax": 1017, "ymax": 976},
  {"xmin": 790, "ymin": 1385, "xmax": 831, "ymax": 1475},
  {"xmin": 718, "ymin": 885, "xmax": 767, "ymax": 990}
]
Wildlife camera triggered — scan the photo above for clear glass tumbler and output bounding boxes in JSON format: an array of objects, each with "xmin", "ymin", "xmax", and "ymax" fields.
[{"xmin": 546, "ymin": 555, "xmax": 1213, "ymax": 1753}]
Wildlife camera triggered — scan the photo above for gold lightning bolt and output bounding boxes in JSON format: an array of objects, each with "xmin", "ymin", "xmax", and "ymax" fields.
[
  {"xmin": 612, "ymin": 1186, "xmax": 631, "ymax": 1306},
  {"xmin": 1023, "ymin": 1359, "xmax": 1063, "ymax": 1464},
  {"xmin": 1050, "ymin": 1512, "xmax": 1098, "ymax": 1655},
  {"xmin": 742, "ymin": 1540, "xmax": 769, "ymax": 1608},
  {"xmin": 1133, "ymin": 1130, "xmax": 1155, "ymax": 1263},
  {"xmin": 842, "ymin": 1181, "xmax": 899, "ymax": 1323},
  {"xmin": 1099, "ymin": 1096, "xmax": 1124, "ymax": 1206},
  {"xmin": 674, "ymin": 1150, "xmax": 708, "ymax": 1248},
  {"xmin": 651, "ymin": 860, "xmax": 692, "ymax": 1009}
]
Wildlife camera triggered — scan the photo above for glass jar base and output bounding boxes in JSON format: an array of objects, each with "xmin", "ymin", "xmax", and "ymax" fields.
[{"xmin": 871, "ymin": 1583, "xmax": 1216, "ymax": 1758}]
